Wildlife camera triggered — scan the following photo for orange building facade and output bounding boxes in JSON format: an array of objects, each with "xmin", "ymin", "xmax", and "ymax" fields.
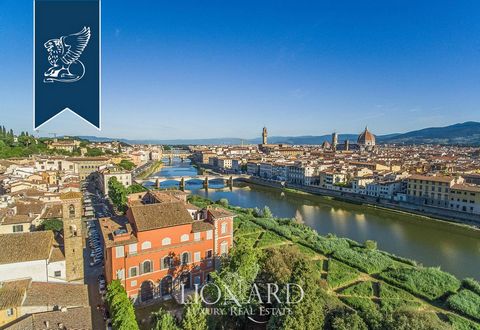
[{"xmin": 99, "ymin": 191, "xmax": 234, "ymax": 303}]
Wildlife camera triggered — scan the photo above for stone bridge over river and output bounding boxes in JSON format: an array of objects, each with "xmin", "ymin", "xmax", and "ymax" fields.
[{"xmin": 135, "ymin": 174, "xmax": 249, "ymax": 189}]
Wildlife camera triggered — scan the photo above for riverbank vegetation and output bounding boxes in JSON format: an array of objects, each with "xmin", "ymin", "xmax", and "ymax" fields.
[
  {"xmin": 184, "ymin": 195, "xmax": 480, "ymax": 329},
  {"xmin": 136, "ymin": 160, "xmax": 163, "ymax": 179}
]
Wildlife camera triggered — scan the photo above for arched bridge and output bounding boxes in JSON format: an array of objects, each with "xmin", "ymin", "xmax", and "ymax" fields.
[{"xmin": 135, "ymin": 174, "xmax": 249, "ymax": 189}]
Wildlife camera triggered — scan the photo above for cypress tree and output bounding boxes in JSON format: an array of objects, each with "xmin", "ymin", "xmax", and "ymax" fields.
[{"xmin": 182, "ymin": 294, "xmax": 208, "ymax": 330}]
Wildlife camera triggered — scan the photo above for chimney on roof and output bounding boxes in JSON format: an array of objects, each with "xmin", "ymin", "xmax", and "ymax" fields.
[{"xmin": 44, "ymin": 320, "xmax": 50, "ymax": 328}]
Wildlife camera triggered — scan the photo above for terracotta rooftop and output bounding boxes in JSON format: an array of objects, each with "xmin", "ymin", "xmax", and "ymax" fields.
[
  {"xmin": 99, "ymin": 216, "xmax": 137, "ymax": 248},
  {"xmin": 129, "ymin": 202, "xmax": 193, "ymax": 231},
  {"xmin": 208, "ymin": 208, "xmax": 235, "ymax": 219},
  {"xmin": 0, "ymin": 231, "xmax": 53, "ymax": 265},
  {"xmin": 0, "ymin": 278, "xmax": 31, "ymax": 309},
  {"xmin": 192, "ymin": 220, "xmax": 214, "ymax": 233},
  {"xmin": 23, "ymin": 282, "xmax": 89, "ymax": 307},
  {"xmin": 41, "ymin": 204, "xmax": 63, "ymax": 219},
  {"xmin": 4, "ymin": 306, "xmax": 93, "ymax": 330},
  {"xmin": 2, "ymin": 214, "xmax": 35, "ymax": 225},
  {"xmin": 49, "ymin": 246, "xmax": 65, "ymax": 263},
  {"xmin": 60, "ymin": 191, "xmax": 83, "ymax": 200}
]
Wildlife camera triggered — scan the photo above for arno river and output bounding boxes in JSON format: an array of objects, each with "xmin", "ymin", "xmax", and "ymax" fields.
[{"xmin": 147, "ymin": 159, "xmax": 480, "ymax": 280}]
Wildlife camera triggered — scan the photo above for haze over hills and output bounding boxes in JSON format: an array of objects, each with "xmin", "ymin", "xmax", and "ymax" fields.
[{"xmin": 77, "ymin": 121, "xmax": 480, "ymax": 146}]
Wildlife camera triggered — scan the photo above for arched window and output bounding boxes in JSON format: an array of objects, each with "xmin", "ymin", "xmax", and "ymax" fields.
[
  {"xmin": 142, "ymin": 260, "xmax": 152, "ymax": 274},
  {"xmin": 141, "ymin": 241, "xmax": 151, "ymax": 250},
  {"xmin": 181, "ymin": 252, "xmax": 190, "ymax": 265},
  {"xmin": 162, "ymin": 256, "xmax": 173, "ymax": 269},
  {"xmin": 140, "ymin": 281, "xmax": 154, "ymax": 302},
  {"xmin": 161, "ymin": 237, "xmax": 171, "ymax": 246},
  {"xmin": 160, "ymin": 276, "xmax": 173, "ymax": 296},
  {"xmin": 69, "ymin": 204, "xmax": 75, "ymax": 218},
  {"xmin": 180, "ymin": 234, "xmax": 189, "ymax": 242}
]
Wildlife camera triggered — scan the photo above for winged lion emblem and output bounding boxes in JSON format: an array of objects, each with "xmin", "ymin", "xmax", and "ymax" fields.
[{"xmin": 43, "ymin": 27, "xmax": 91, "ymax": 83}]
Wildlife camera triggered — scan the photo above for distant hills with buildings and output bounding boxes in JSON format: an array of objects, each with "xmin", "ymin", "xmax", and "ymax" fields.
[{"xmin": 78, "ymin": 121, "xmax": 480, "ymax": 146}]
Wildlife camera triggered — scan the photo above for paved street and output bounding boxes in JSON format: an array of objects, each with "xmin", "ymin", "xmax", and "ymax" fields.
[{"xmin": 82, "ymin": 178, "xmax": 115, "ymax": 330}]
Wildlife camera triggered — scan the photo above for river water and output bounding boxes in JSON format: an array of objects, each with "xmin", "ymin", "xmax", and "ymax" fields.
[{"xmin": 146, "ymin": 159, "xmax": 480, "ymax": 280}]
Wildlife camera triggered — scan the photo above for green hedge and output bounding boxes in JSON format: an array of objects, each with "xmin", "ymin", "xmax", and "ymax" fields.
[
  {"xmin": 340, "ymin": 297, "xmax": 383, "ymax": 330},
  {"xmin": 255, "ymin": 231, "xmax": 286, "ymax": 248},
  {"xmin": 234, "ymin": 232, "xmax": 261, "ymax": 248},
  {"xmin": 379, "ymin": 266, "xmax": 461, "ymax": 300},
  {"xmin": 235, "ymin": 220, "xmax": 263, "ymax": 236},
  {"xmin": 341, "ymin": 281, "xmax": 373, "ymax": 297},
  {"xmin": 327, "ymin": 259, "xmax": 359, "ymax": 288},
  {"xmin": 447, "ymin": 313, "xmax": 480, "ymax": 330},
  {"xmin": 295, "ymin": 243, "xmax": 318, "ymax": 257},
  {"xmin": 447, "ymin": 289, "xmax": 480, "ymax": 321},
  {"xmin": 333, "ymin": 247, "xmax": 394, "ymax": 274},
  {"xmin": 462, "ymin": 278, "xmax": 480, "ymax": 296},
  {"xmin": 379, "ymin": 282, "xmax": 416, "ymax": 301}
]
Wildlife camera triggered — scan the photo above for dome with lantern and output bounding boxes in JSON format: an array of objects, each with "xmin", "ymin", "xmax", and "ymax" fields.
[{"xmin": 357, "ymin": 126, "xmax": 375, "ymax": 146}]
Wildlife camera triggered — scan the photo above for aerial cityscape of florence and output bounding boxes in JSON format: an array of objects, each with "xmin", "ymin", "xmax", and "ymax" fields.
[{"xmin": 0, "ymin": 1, "xmax": 479, "ymax": 329}]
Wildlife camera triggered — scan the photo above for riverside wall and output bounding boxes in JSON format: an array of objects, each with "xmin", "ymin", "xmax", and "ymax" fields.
[{"xmin": 241, "ymin": 178, "xmax": 480, "ymax": 227}]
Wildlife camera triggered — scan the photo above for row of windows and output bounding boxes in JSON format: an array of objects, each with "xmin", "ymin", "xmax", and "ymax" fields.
[
  {"xmin": 408, "ymin": 184, "xmax": 449, "ymax": 193},
  {"xmin": 80, "ymin": 165, "xmax": 98, "ymax": 169},
  {"xmin": 116, "ymin": 230, "xmax": 221, "ymax": 257},
  {"xmin": 450, "ymin": 198, "xmax": 476, "ymax": 203},
  {"xmin": 452, "ymin": 191, "xmax": 476, "ymax": 196},
  {"xmin": 450, "ymin": 204, "xmax": 475, "ymax": 212},
  {"xmin": 410, "ymin": 179, "xmax": 449, "ymax": 186},
  {"xmin": 116, "ymin": 242, "xmax": 230, "ymax": 280},
  {"xmin": 117, "ymin": 250, "xmax": 215, "ymax": 279}
]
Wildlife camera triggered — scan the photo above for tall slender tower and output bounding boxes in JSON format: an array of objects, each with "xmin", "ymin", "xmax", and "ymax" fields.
[
  {"xmin": 262, "ymin": 127, "xmax": 268, "ymax": 145},
  {"xmin": 331, "ymin": 132, "xmax": 338, "ymax": 150},
  {"xmin": 61, "ymin": 192, "xmax": 84, "ymax": 282}
]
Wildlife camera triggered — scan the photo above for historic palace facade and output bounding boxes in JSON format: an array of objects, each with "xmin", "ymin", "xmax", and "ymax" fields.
[{"xmin": 100, "ymin": 190, "xmax": 234, "ymax": 303}]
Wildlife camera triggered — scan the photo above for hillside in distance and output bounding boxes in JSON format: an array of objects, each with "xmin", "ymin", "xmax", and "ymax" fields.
[
  {"xmin": 76, "ymin": 122, "xmax": 480, "ymax": 146},
  {"xmin": 378, "ymin": 121, "xmax": 480, "ymax": 145}
]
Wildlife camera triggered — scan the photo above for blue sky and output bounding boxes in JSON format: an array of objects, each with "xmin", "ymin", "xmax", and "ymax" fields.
[{"xmin": 0, "ymin": 1, "xmax": 479, "ymax": 140}]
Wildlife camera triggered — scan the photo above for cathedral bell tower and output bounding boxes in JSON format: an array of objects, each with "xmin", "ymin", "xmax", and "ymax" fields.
[{"xmin": 60, "ymin": 192, "xmax": 84, "ymax": 282}]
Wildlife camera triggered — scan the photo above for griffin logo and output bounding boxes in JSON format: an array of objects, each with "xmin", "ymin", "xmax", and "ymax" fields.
[{"xmin": 43, "ymin": 27, "xmax": 91, "ymax": 83}]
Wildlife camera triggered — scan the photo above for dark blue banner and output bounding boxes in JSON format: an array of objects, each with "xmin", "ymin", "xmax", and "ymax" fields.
[{"xmin": 34, "ymin": 0, "xmax": 100, "ymax": 129}]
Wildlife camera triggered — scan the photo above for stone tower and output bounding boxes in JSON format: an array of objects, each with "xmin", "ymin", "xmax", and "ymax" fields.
[
  {"xmin": 61, "ymin": 192, "xmax": 84, "ymax": 282},
  {"xmin": 262, "ymin": 127, "xmax": 268, "ymax": 145},
  {"xmin": 331, "ymin": 132, "xmax": 338, "ymax": 150}
]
